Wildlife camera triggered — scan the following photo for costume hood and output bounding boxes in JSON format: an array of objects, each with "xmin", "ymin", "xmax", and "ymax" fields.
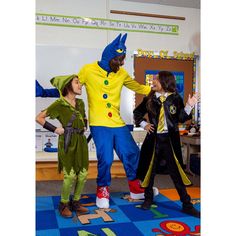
[
  {"xmin": 50, "ymin": 74, "xmax": 77, "ymax": 95},
  {"xmin": 98, "ymin": 33, "xmax": 127, "ymax": 72}
]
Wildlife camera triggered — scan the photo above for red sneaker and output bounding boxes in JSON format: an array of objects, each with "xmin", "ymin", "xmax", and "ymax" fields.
[
  {"xmin": 128, "ymin": 179, "xmax": 145, "ymax": 199},
  {"xmin": 96, "ymin": 186, "xmax": 110, "ymax": 208},
  {"xmin": 128, "ymin": 179, "xmax": 159, "ymax": 199}
]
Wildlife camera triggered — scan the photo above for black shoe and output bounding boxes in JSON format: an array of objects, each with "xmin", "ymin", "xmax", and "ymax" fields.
[
  {"xmin": 141, "ymin": 199, "xmax": 153, "ymax": 210},
  {"xmin": 182, "ymin": 206, "xmax": 200, "ymax": 218}
]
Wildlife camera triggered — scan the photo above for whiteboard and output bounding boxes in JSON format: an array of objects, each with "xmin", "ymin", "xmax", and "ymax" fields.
[{"xmin": 36, "ymin": 45, "xmax": 135, "ymax": 130}]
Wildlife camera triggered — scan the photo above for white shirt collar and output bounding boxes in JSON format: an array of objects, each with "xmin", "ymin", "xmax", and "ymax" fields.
[{"xmin": 155, "ymin": 92, "xmax": 168, "ymax": 98}]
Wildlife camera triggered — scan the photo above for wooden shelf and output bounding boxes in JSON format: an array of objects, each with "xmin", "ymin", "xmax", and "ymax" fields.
[{"xmin": 36, "ymin": 160, "xmax": 126, "ymax": 181}]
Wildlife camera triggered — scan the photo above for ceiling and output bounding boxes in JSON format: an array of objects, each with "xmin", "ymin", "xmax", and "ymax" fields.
[{"xmin": 121, "ymin": 0, "xmax": 200, "ymax": 9}]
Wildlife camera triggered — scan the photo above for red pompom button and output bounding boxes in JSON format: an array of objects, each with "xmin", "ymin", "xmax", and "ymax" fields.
[{"xmin": 108, "ymin": 112, "xmax": 112, "ymax": 117}]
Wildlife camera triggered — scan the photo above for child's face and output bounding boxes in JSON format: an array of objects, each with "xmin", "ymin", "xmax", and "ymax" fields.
[
  {"xmin": 151, "ymin": 75, "xmax": 164, "ymax": 93},
  {"xmin": 71, "ymin": 77, "xmax": 82, "ymax": 95}
]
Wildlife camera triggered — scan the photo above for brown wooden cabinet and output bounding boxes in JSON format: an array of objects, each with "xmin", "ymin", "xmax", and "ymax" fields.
[{"xmin": 36, "ymin": 158, "xmax": 126, "ymax": 181}]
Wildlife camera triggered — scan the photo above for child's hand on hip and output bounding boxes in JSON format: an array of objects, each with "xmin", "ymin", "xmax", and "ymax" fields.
[
  {"xmin": 144, "ymin": 123, "xmax": 155, "ymax": 134},
  {"xmin": 55, "ymin": 127, "xmax": 64, "ymax": 135}
]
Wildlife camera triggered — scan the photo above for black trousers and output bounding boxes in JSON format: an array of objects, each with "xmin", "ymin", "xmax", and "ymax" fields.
[{"xmin": 145, "ymin": 133, "xmax": 193, "ymax": 208}]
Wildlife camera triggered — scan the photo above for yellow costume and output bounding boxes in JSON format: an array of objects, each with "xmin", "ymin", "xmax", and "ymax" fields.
[{"xmin": 78, "ymin": 62, "xmax": 150, "ymax": 127}]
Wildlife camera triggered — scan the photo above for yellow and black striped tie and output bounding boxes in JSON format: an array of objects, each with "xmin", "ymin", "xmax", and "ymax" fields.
[{"xmin": 157, "ymin": 95, "xmax": 166, "ymax": 132}]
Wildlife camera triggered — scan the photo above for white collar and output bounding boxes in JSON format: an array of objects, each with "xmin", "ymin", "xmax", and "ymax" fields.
[{"xmin": 155, "ymin": 92, "xmax": 168, "ymax": 98}]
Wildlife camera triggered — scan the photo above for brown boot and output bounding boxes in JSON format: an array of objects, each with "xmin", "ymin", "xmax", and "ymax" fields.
[
  {"xmin": 72, "ymin": 200, "xmax": 89, "ymax": 216},
  {"xmin": 58, "ymin": 202, "xmax": 73, "ymax": 218}
]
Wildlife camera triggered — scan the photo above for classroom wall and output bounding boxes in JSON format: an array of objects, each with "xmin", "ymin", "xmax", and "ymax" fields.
[
  {"xmin": 36, "ymin": 0, "xmax": 200, "ymax": 127},
  {"xmin": 35, "ymin": 46, "xmax": 135, "ymax": 128},
  {"xmin": 36, "ymin": 0, "xmax": 200, "ymax": 54}
]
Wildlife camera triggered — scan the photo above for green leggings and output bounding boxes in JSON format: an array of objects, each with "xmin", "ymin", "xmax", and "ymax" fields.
[{"xmin": 60, "ymin": 168, "xmax": 88, "ymax": 203}]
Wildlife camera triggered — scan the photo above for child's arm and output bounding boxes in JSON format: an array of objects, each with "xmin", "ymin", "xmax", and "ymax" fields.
[
  {"xmin": 134, "ymin": 99, "xmax": 155, "ymax": 134},
  {"xmin": 77, "ymin": 99, "xmax": 87, "ymax": 130},
  {"xmin": 187, "ymin": 93, "xmax": 199, "ymax": 107},
  {"xmin": 81, "ymin": 100, "xmax": 88, "ymax": 130},
  {"xmin": 178, "ymin": 93, "xmax": 199, "ymax": 123},
  {"xmin": 133, "ymin": 98, "xmax": 147, "ymax": 126},
  {"xmin": 36, "ymin": 110, "xmax": 64, "ymax": 135},
  {"xmin": 36, "ymin": 80, "xmax": 60, "ymax": 97}
]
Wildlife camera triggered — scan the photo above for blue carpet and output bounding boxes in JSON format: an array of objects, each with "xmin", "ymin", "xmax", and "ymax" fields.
[{"xmin": 36, "ymin": 192, "xmax": 200, "ymax": 236}]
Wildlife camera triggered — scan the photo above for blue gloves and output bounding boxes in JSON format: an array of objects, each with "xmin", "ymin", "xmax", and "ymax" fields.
[{"xmin": 36, "ymin": 80, "xmax": 60, "ymax": 97}]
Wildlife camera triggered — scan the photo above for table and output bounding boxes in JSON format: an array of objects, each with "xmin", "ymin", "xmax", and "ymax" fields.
[{"xmin": 180, "ymin": 135, "xmax": 200, "ymax": 175}]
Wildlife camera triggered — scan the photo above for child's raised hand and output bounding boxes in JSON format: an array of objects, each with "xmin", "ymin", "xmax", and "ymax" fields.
[
  {"xmin": 55, "ymin": 127, "xmax": 64, "ymax": 135},
  {"xmin": 144, "ymin": 123, "xmax": 155, "ymax": 134},
  {"xmin": 187, "ymin": 93, "xmax": 200, "ymax": 107}
]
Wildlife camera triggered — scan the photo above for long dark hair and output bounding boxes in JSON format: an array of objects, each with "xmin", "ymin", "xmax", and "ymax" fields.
[{"xmin": 146, "ymin": 71, "xmax": 177, "ymax": 116}]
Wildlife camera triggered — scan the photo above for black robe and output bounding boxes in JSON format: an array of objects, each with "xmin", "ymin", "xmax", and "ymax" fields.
[{"xmin": 133, "ymin": 92, "xmax": 192, "ymax": 181}]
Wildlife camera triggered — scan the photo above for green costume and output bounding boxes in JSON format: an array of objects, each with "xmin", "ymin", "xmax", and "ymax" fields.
[{"xmin": 45, "ymin": 75, "xmax": 89, "ymax": 202}]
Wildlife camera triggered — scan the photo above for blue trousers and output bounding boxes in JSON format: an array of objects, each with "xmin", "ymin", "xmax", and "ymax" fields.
[{"xmin": 90, "ymin": 126, "xmax": 140, "ymax": 186}]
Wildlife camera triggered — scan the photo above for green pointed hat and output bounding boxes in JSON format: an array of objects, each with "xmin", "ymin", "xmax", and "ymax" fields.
[{"xmin": 50, "ymin": 74, "xmax": 77, "ymax": 94}]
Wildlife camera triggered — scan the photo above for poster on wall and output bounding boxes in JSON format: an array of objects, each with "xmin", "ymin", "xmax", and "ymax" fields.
[
  {"xmin": 36, "ymin": 133, "xmax": 43, "ymax": 152},
  {"xmin": 43, "ymin": 132, "xmax": 58, "ymax": 150},
  {"xmin": 145, "ymin": 70, "xmax": 184, "ymax": 98},
  {"xmin": 35, "ymin": 131, "xmax": 58, "ymax": 152}
]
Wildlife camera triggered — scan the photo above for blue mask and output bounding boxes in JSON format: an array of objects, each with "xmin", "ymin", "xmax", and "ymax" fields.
[{"xmin": 98, "ymin": 33, "xmax": 127, "ymax": 73}]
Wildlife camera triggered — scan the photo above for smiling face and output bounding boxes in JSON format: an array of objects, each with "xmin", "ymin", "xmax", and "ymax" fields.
[
  {"xmin": 71, "ymin": 77, "xmax": 82, "ymax": 95},
  {"xmin": 109, "ymin": 54, "xmax": 126, "ymax": 73},
  {"xmin": 151, "ymin": 74, "xmax": 165, "ymax": 93}
]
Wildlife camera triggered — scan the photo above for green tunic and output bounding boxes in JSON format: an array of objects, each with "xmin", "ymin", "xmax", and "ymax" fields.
[{"xmin": 46, "ymin": 98, "xmax": 89, "ymax": 175}]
